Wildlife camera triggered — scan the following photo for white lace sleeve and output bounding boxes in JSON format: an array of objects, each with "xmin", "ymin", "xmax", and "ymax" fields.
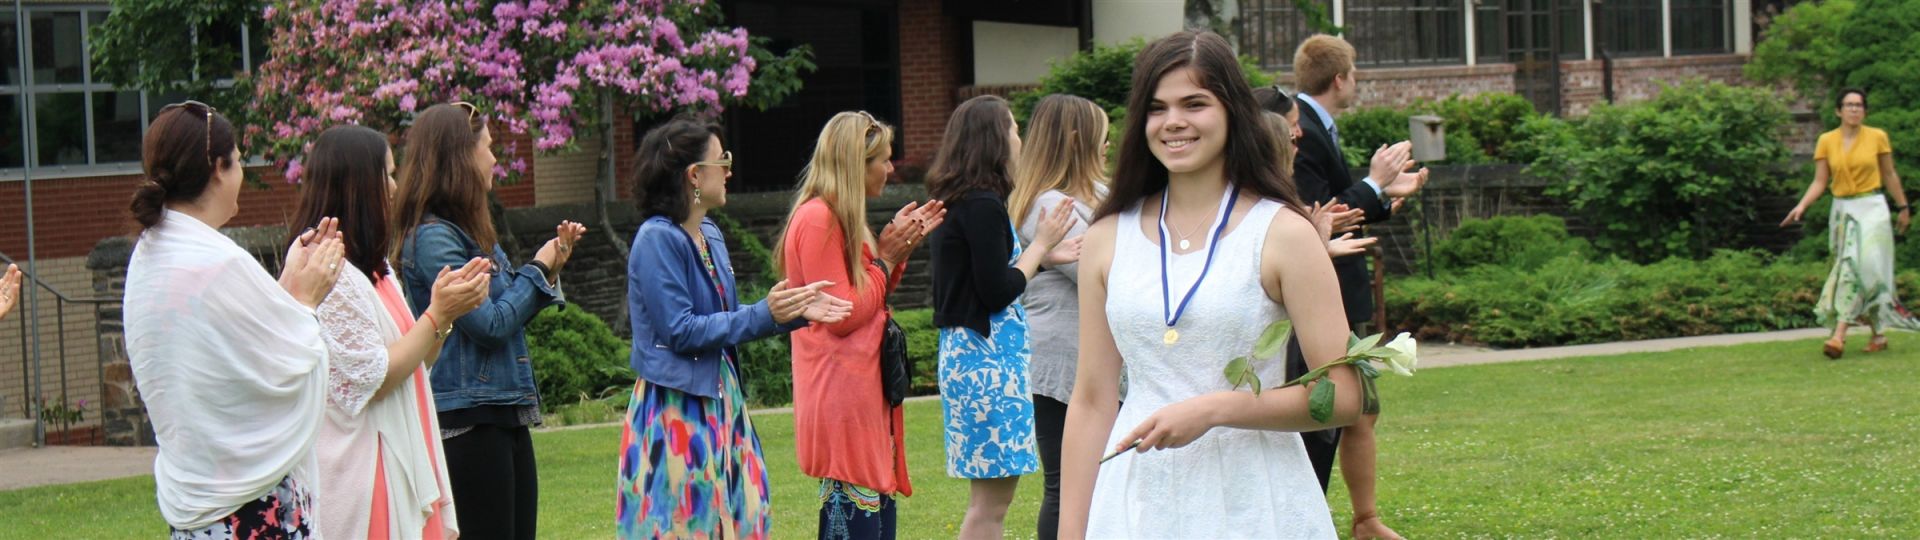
[{"xmin": 316, "ymin": 270, "xmax": 392, "ymax": 416}]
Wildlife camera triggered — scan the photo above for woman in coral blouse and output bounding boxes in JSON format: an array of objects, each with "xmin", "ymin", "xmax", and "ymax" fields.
[
  {"xmin": 777, "ymin": 111, "xmax": 945, "ymax": 539},
  {"xmin": 1783, "ymin": 87, "xmax": 1918, "ymax": 358}
]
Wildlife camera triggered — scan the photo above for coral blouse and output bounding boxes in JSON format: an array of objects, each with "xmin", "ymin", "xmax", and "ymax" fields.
[{"xmin": 782, "ymin": 198, "xmax": 912, "ymax": 495}]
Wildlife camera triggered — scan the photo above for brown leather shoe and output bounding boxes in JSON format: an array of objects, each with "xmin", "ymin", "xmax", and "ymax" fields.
[
  {"xmin": 1866, "ymin": 336, "xmax": 1889, "ymax": 354},
  {"xmin": 1824, "ymin": 338, "xmax": 1845, "ymax": 359}
]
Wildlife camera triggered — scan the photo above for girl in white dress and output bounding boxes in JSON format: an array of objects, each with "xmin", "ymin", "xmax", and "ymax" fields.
[{"xmin": 1057, "ymin": 31, "xmax": 1364, "ymax": 539}]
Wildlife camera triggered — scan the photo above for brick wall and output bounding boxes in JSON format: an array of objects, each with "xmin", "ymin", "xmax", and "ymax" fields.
[
  {"xmin": 1272, "ymin": 64, "xmax": 1519, "ymax": 108},
  {"xmin": 898, "ymin": 0, "xmax": 964, "ymax": 168},
  {"xmin": 1560, "ymin": 54, "xmax": 1751, "ymax": 116}
]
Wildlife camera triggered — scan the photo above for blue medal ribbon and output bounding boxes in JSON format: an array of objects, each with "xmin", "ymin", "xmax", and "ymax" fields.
[{"xmin": 1158, "ymin": 185, "xmax": 1240, "ymax": 337}]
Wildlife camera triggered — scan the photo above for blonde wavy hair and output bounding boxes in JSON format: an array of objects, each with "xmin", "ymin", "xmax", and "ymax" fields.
[
  {"xmin": 1009, "ymin": 94, "xmax": 1110, "ymax": 230},
  {"xmin": 776, "ymin": 111, "xmax": 894, "ymax": 290}
]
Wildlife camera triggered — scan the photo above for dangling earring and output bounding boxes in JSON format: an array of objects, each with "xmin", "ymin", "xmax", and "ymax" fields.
[{"xmin": 693, "ymin": 186, "xmax": 703, "ymax": 205}]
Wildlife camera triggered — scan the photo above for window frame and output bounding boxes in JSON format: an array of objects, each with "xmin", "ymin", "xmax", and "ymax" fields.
[{"xmin": 0, "ymin": 5, "xmax": 258, "ymax": 181}]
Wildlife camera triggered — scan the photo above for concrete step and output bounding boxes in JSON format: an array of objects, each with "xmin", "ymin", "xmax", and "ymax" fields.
[{"xmin": 0, "ymin": 418, "xmax": 35, "ymax": 451}]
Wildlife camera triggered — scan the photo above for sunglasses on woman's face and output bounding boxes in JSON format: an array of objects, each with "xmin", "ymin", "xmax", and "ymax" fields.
[
  {"xmin": 690, "ymin": 151, "xmax": 733, "ymax": 173},
  {"xmin": 160, "ymin": 100, "xmax": 217, "ymax": 167}
]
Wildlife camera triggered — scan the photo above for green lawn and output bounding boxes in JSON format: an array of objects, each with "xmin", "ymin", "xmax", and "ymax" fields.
[{"xmin": 6, "ymin": 334, "xmax": 1920, "ymax": 538}]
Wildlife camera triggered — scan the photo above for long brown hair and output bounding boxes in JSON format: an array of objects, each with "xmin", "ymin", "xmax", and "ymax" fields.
[
  {"xmin": 131, "ymin": 103, "xmax": 238, "ymax": 232},
  {"xmin": 393, "ymin": 103, "xmax": 495, "ymax": 252},
  {"xmin": 926, "ymin": 95, "xmax": 1017, "ymax": 202},
  {"xmin": 1095, "ymin": 31, "xmax": 1304, "ymax": 221},
  {"xmin": 1009, "ymin": 94, "xmax": 1109, "ymax": 230},
  {"xmin": 775, "ymin": 111, "xmax": 895, "ymax": 290},
  {"xmin": 288, "ymin": 125, "xmax": 394, "ymax": 280}
]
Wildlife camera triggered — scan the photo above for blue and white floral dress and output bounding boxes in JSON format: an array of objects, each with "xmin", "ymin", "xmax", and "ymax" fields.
[{"xmin": 937, "ymin": 221, "xmax": 1041, "ymax": 479}]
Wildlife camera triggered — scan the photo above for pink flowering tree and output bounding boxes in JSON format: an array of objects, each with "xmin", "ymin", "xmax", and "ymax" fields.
[{"xmin": 249, "ymin": 0, "xmax": 812, "ymax": 184}]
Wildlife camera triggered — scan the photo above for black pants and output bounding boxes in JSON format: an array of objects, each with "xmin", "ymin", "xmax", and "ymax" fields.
[
  {"xmin": 1286, "ymin": 330, "xmax": 1344, "ymax": 494},
  {"xmin": 444, "ymin": 424, "xmax": 539, "ymax": 540},
  {"xmin": 1034, "ymin": 394, "xmax": 1069, "ymax": 540}
]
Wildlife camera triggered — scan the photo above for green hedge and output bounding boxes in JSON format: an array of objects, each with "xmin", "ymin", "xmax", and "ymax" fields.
[
  {"xmin": 1389, "ymin": 216, "xmax": 1920, "ymax": 348},
  {"xmin": 526, "ymin": 306, "xmax": 632, "ymax": 412},
  {"xmin": 1335, "ymin": 92, "xmax": 1542, "ymax": 167}
]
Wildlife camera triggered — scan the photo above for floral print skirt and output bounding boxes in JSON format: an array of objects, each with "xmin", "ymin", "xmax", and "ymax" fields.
[
  {"xmin": 170, "ymin": 475, "xmax": 313, "ymax": 540},
  {"xmin": 617, "ymin": 358, "xmax": 771, "ymax": 539},
  {"xmin": 1818, "ymin": 193, "xmax": 1920, "ymax": 333},
  {"xmin": 938, "ymin": 304, "xmax": 1040, "ymax": 479}
]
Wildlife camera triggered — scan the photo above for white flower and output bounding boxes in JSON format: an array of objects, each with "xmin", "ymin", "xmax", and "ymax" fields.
[{"xmin": 1375, "ymin": 332, "xmax": 1418, "ymax": 376}]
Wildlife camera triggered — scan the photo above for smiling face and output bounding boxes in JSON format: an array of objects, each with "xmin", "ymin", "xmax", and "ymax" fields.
[
  {"xmin": 1145, "ymin": 66, "xmax": 1229, "ymax": 176},
  {"xmin": 864, "ymin": 143, "xmax": 893, "ymax": 197}
]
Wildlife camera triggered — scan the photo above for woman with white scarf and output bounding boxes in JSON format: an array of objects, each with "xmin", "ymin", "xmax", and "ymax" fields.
[
  {"xmin": 292, "ymin": 125, "xmax": 492, "ymax": 539},
  {"xmin": 125, "ymin": 102, "xmax": 346, "ymax": 538}
]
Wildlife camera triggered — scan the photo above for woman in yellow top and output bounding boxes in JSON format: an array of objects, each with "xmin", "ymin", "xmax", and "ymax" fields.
[{"xmin": 1783, "ymin": 88, "xmax": 1917, "ymax": 359}]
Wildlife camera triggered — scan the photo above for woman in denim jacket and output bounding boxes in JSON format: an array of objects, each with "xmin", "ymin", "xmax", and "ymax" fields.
[
  {"xmin": 617, "ymin": 117, "xmax": 851, "ymax": 538},
  {"xmin": 393, "ymin": 103, "xmax": 587, "ymax": 540}
]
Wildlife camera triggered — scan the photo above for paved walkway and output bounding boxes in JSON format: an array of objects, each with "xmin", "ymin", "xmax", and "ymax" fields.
[{"xmin": 0, "ymin": 328, "xmax": 1832, "ymax": 492}]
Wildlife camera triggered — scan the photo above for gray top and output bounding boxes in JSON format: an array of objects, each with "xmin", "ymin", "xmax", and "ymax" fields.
[{"xmin": 1018, "ymin": 188, "xmax": 1104, "ymax": 403}]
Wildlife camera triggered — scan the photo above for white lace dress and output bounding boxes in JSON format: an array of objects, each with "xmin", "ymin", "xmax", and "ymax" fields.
[{"xmin": 1087, "ymin": 198, "xmax": 1336, "ymax": 539}]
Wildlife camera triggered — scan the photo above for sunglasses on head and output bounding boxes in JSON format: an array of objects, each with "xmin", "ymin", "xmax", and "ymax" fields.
[{"xmin": 160, "ymin": 100, "xmax": 218, "ymax": 167}]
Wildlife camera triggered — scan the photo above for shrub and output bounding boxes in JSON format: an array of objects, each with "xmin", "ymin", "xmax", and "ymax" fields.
[
  {"xmin": 526, "ymin": 306, "xmax": 632, "ymax": 411},
  {"xmin": 1835, "ymin": 0, "xmax": 1920, "ymax": 175},
  {"xmin": 1388, "ymin": 250, "xmax": 1843, "ymax": 347},
  {"xmin": 1428, "ymin": 215, "xmax": 1589, "ymax": 273},
  {"xmin": 1745, "ymin": 0, "xmax": 1854, "ymax": 111},
  {"xmin": 891, "ymin": 308, "xmax": 941, "ymax": 396},
  {"xmin": 1528, "ymin": 80, "xmax": 1794, "ymax": 262},
  {"xmin": 1334, "ymin": 93, "xmax": 1542, "ymax": 168}
]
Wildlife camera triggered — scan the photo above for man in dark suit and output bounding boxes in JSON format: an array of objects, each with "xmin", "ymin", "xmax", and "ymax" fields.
[{"xmin": 1284, "ymin": 33, "xmax": 1426, "ymax": 540}]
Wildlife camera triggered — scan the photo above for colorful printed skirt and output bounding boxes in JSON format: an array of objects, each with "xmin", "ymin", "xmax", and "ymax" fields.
[
  {"xmin": 616, "ymin": 359, "xmax": 771, "ymax": 539},
  {"xmin": 170, "ymin": 475, "xmax": 314, "ymax": 540},
  {"xmin": 1818, "ymin": 193, "xmax": 1920, "ymax": 333},
  {"xmin": 818, "ymin": 479, "xmax": 895, "ymax": 540},
  {"xmin": 937, "ymin": 304, "xmax": 1040, "ymax": 479}
]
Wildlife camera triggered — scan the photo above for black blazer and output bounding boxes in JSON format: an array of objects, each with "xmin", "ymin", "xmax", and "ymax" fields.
[{"xmin": 1293, "ymin": 94, "xmax": 1391, "ymax": 324}]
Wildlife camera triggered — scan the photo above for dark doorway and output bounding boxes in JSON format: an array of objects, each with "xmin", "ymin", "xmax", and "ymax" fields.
[
  {"xmin": 717, "ymin": 0, "xmax": 902, "ymax": 193},
  {"xmin": 1504, "ymin": 0, "xmax": 1565, "ymax": 114}
]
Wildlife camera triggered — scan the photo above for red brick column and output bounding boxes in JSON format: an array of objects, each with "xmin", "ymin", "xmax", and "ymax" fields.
[{"xmin": 898, "ymin": 0, "xmax": 963, "ymax": 169}]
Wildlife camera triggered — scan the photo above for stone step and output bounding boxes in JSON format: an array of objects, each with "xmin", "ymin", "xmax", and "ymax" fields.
[{"xmin": 0, "ymin": 418, "xmax": 35, "ymax": 451}]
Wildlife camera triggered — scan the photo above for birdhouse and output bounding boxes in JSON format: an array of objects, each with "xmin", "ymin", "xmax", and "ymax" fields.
[{"xmin": 1409, "ymin": 115, "xmax": 1446, "ymax": 163}]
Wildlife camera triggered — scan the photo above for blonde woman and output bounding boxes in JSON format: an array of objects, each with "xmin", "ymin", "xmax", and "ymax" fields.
[
  {"xmin": 1006, "ymin": 94, "xmax": 1107, "ymax": 540},
  {"xmin": 778, "ymin": 111, "xmax": 945, "ymax": 539}
]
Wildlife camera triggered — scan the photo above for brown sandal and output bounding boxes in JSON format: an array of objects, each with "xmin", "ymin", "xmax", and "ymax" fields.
[
  {"xmin": 1866, "ymin": 336, "xmax": 1889, "ymax": 354},
  {"xmin": 1824, "ymin": 338, "xmax": 1845, "ymax": 359}
]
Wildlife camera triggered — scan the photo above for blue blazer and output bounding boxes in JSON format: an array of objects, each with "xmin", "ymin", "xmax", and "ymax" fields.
[{"xmin": 628, "ymin": 215, "xmax": 803, "ymax": 398}]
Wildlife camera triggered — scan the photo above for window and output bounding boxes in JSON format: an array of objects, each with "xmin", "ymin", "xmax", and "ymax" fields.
[
  {"xmin": 1670, "ymin": 0, "xmax": 1728, "ymax": 54},
  {"xmin": 0, "ymin": 6, "xmax": 261, "ymax": 177},
  {"xmin": 1237, "ymin": 0, "xmax": 1332, "ymax": 70},
  {"xmin": 1475, "ymin": 0, "xmax": 1584, "ymax": 63},
  {"xmin": 1597, "ymin": 0, "xmax": 1662, "ymax": 57},
  {"xmin": 1344, "ymin": 0, "xmax": 1467, "ymax": 66}
]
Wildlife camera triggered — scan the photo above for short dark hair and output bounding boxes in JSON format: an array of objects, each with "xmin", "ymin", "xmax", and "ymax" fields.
[
  {"xmin": 634, "ymin": 116, "xmax": 724, "ymax": 224},
  {"xmin": 1836, "ymin": 88, "xmax": 1868, "ymax": 111},
  {"xmin": 289, "ymin": 125, "xmax": 395, "ymax": 281},
  {"xmin": 131, "ymin": 103, "xmax": 238, "ymax": 232},
  {"xmin": 926, "ymin": 95, "xmax": 1017, "ymax": 202}
]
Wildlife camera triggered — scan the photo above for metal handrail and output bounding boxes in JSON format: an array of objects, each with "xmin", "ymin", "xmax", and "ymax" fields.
[{"xmin": 0, "ymin": 249, "xmax": 120, "ymax": 446}]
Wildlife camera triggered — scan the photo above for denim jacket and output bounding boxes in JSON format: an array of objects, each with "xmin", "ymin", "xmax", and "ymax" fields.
[
  {"xmin": 629, "ymin": 216, "xmax": 804, "ymax": 399},
  {"xmin": 400, "ymin": 215, "xmax": 563, "ymax": 411}
]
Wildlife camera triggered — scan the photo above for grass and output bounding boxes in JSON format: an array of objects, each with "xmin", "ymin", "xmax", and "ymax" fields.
[{"xmin": 5, "ymin": 334, "xmax": 1920, "ymax": 538}]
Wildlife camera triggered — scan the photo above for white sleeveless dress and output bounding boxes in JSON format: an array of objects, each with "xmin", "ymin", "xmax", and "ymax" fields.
[{"xmin": 1087, "ymin": 198, "xmax": 1336, "ymax": 539}]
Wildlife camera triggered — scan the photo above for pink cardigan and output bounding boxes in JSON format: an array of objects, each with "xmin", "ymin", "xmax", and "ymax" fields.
[{"xmin": 782, "ymin": 198, "xmax": 912, "ymax": 495}]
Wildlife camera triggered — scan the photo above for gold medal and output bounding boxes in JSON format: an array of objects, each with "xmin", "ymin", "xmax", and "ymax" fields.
[{"xmin": 1164, "ymin": 328, "xmax": 1180, "ymax": 345}]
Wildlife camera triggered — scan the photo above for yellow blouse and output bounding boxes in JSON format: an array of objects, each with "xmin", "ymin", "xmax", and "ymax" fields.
[{"xmin": 1817, "ymin": 126, "xmax": 1893, "ymax": 197}]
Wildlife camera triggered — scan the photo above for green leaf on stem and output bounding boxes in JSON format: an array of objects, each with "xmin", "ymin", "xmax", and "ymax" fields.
[
  {"xmin": 1224, "ymin": 357, "xmax": 1263, "ymax": 395},
  {"xmin": 1309, "ymin": 379, "xmax": 1337, "ymax": 423},
  {"xmin": 1253, "ymin": 322, "xmax": 1291, "ymax": 358}
]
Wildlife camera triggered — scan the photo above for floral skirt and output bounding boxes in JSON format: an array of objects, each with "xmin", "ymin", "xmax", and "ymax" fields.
[
  {"xmin": 616, "ymin": 360, "xmax": 771, "ymax": 539},
  {"xmin": 937, "ymin": 305, "xmax": 1040, "ymax": 479},
  {"xmin": 818, "ymin": 479, "xmax": 895, "ymax": 540},
  {"xmin": 1818, "ymin": 194, "xmax": 1920, "ymax": 333},
  {"xmin": 170, "ymin": 475, "xmax": 314, "ymax": 540}
]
